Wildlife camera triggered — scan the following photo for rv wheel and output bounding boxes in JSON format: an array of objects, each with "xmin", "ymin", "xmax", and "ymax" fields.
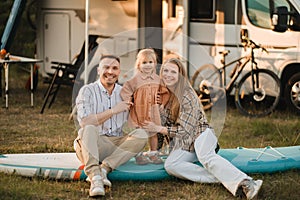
[{"xmin": 285, "ymin": 72, "xmax": 300, "ymax": 114}]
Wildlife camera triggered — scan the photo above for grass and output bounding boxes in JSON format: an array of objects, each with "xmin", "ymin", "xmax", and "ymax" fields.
[{"xmin": 0, "ymin": 65, "xmax": 299, "ymax": 199}]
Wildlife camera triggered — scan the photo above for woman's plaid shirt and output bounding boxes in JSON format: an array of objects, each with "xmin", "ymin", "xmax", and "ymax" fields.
[{"xmin": 161, "ymin": 87, "xmax": 212, "ymax": 152}]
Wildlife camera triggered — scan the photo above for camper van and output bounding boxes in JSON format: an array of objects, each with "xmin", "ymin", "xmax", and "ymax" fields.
[
  {"xmin": 36, "ymin": 0, "xmax": 139, "ymax": 82},
  {"xmin": 164, "ymin": 0, "xmax": 300, "ymax": 114},
  {"xmin": 181, "ymin": 0, "xmax": 300, "ymax": 114},
  {"xmin": 36, "ymin": 0, "xmax": 300, "ymax": 113}
]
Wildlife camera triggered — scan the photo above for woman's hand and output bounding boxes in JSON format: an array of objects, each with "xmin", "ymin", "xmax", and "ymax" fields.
[
  {"xmin": 159, "ymin": 105, "xmax": 164, "ymax": 112},
  {"xmin": 156, "ymin": 91, "xmax": 162, "ymax": 104},
  {"xmin": 142, "ymin": 121, "xmax": 166, "ymax": 134}
]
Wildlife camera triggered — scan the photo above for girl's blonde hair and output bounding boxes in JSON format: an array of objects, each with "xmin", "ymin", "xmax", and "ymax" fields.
[{"xmin": 135, "ymin": 48, "xmax": 157, "ymax": 71}]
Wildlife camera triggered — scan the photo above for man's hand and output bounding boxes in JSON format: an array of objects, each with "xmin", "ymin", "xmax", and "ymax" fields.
[
  {"xmin": 80, "ymin": 101, "xmax": 132, "ymax": 128},
  {"xmin": 112, "ymin": 101, "xmax": 133, "ymax": 114}
]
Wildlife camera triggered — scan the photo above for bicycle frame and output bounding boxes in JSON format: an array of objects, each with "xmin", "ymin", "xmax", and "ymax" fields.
[
  {"xmin": 218, "ymin": 55, "xmax": 247, "ymax": 93},
  {"xmin": 191, "ymin": 38, "xmax": 280, "ymax": 116},
  {"xmin": 218, "ymin": 47, "xmax": 258, "ymax": 95}
]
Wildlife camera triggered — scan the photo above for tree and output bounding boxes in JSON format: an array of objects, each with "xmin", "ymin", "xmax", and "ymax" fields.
[{"xmin": 0, "ymin": 0, "xmax": 36, "ymax": 57}]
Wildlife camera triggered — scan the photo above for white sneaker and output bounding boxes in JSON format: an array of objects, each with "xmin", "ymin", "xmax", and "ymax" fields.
[
  {"xmin": 89, "ymin": 175, "xmax": 105, "ymax": 197},
  {"xmin": 241, "ymin": 179, "xmax": 263, "ymax": 200},
  {"xmin": 101, "ymin": 168, "xmax": 112, "ymax": 188}
]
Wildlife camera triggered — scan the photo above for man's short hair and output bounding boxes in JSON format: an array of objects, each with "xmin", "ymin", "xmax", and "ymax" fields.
[{"xmin": 100, "ymin": 55, "xmax": 120, "ymax": 64}]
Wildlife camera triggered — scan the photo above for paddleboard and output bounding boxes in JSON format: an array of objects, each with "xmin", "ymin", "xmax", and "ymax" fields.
[{"xmin": 0, "ymin": 145, "xmax": 299, "ymax": 181}]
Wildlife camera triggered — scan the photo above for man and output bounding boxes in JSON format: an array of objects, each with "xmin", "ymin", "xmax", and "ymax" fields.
[{"xmin": 74, "ymin": 55, "xmax": 148, "ymax": 197}]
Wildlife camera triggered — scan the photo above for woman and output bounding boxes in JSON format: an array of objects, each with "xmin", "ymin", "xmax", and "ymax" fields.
[{"xmin": 142, "ymin": 58, "xmax": 263, "ymax": 200}]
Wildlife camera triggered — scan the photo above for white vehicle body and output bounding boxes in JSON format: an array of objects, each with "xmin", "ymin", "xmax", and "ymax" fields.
[
  {"xmin": 169, "ymin": 0, "xmax": 300, "ymax": 112},
  {"xmin": 179, "ymin": 0, "xmax": 300, "ymax": 80},
  {"xmin": 36, "ymin": 0, "xmax": 300, "ymax": 112},
  {"xmin": 36, "ymin": 0, "xmax": 180, "ymax": 84},
  {"xmin": 36, "ymin": 0, "xmax": 138, "ymax": 83}
]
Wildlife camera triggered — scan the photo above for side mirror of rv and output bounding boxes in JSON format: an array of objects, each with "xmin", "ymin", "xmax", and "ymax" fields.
[{"xmin": 271, "ymin": 6, "xmax": 289, "ymax": 32}]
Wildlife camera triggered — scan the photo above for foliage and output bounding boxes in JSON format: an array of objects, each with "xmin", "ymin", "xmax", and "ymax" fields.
[{"xmin": 0, "ymin": 0, "xmax": 36, "ymax": 57}]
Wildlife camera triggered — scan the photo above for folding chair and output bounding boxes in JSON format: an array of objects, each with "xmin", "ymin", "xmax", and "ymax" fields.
[{"xmin": 40, "ymin": 35, "xmax": 99, "ymax": 114}]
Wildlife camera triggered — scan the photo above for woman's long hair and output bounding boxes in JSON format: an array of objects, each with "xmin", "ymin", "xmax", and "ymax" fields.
[{"xmin": 160, "ymin": 58, "xmax": 190, "ymax": 123}]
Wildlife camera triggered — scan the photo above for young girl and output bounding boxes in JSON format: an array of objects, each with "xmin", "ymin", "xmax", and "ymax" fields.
[{"xmin": 121, "ymin": 48, "xmax": 169, "ymax": 165}]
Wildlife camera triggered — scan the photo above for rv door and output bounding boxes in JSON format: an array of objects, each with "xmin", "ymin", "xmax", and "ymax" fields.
[{"xmin": 43, "ymin": 13, "xmax": 70, "ymax": 75}]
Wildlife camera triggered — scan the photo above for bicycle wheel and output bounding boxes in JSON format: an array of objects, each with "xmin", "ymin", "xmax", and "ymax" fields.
[
  {"xmin": 235, "ymin": 69, "xmax": 280, "ymax": 117},
  {"xmin": 190, "ymin": 64, "xmax": 222, "ymax": 110}
]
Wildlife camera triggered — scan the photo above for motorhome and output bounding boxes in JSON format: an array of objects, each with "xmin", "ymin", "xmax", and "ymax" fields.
[
  {"xmin": 36, "ymin": 0, "xmax": 139, "ymax": 82},
  {"xmin": 182, "ymin": 0, "xmax": 300, "ymax": 114},
  {"xmin": 35, "ymin": 0, "xmax": 300, "ymax": 113}
]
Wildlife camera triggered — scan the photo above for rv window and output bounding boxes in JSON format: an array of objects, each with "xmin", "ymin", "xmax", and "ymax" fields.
[
  {"xmin": 246, "ymin": 0, "xmax": 299, "ymax": 30},
  {"xmin": 190, "ymin": 0, "xmax": 215, "ymax": 21},
  {"xmin": 216, "ymin": 0, "xmax": 236, "ymax": 24},
  {"xmin": 246, "ymin": 0, "xmax": 273, "ymax": 28},
  {"xmin": 289, "ymin": 10, "xmax": 300, "ymax": 31}
]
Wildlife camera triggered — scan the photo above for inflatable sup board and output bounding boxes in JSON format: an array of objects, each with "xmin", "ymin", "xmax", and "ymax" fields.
[{"xmin": 0, "ymin": 146, "xmax": 299, "ymax": 181}]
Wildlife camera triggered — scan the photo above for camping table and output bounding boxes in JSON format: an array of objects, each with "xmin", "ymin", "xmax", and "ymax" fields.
[{"xmin": 0, "ymin": 55, "xmax": 42, "ymax": 109}]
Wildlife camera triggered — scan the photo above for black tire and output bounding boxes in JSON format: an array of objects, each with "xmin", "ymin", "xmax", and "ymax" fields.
[
  {"xmin": 284, "ymin": 72, "xmax": 300, "ymax": 114},
  {"xmin": 235, "ymin": 69, "xmax": 280, "ymax": 117},
  {"xmin": 190, "ymin": 64, "xmax": 222, "ymax": 110}
]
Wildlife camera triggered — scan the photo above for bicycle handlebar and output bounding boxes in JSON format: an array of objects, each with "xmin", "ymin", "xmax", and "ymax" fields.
[{"xmin": 245, "ymin": 38, "xmax": 269, "ymax": 54}]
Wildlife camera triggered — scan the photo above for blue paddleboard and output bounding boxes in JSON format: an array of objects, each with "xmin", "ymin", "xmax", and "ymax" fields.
[{"xmin": 0, "ymin": 146, "xmax": 299, "ymax": 181}]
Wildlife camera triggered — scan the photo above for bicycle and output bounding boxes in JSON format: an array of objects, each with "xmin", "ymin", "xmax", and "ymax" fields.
[{"xmin": 190, "ymin": 38, "xmax": 280, "ymax": 117}]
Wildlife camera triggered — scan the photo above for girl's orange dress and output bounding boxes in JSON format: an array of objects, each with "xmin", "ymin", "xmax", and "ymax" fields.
[{"xmin": 120, "ymin": 72, "xmax": 169, "ymax": 128}]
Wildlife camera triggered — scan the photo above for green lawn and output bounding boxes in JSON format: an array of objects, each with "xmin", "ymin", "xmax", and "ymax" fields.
[{"xmin": 0, "ymin": 66, "xmax": 299, "ymax": 199}]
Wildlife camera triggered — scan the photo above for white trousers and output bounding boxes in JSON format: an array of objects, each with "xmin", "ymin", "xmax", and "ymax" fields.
[{"xmin": 164, "ymin": 128, "xmax": 250, "ymax": 196}]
